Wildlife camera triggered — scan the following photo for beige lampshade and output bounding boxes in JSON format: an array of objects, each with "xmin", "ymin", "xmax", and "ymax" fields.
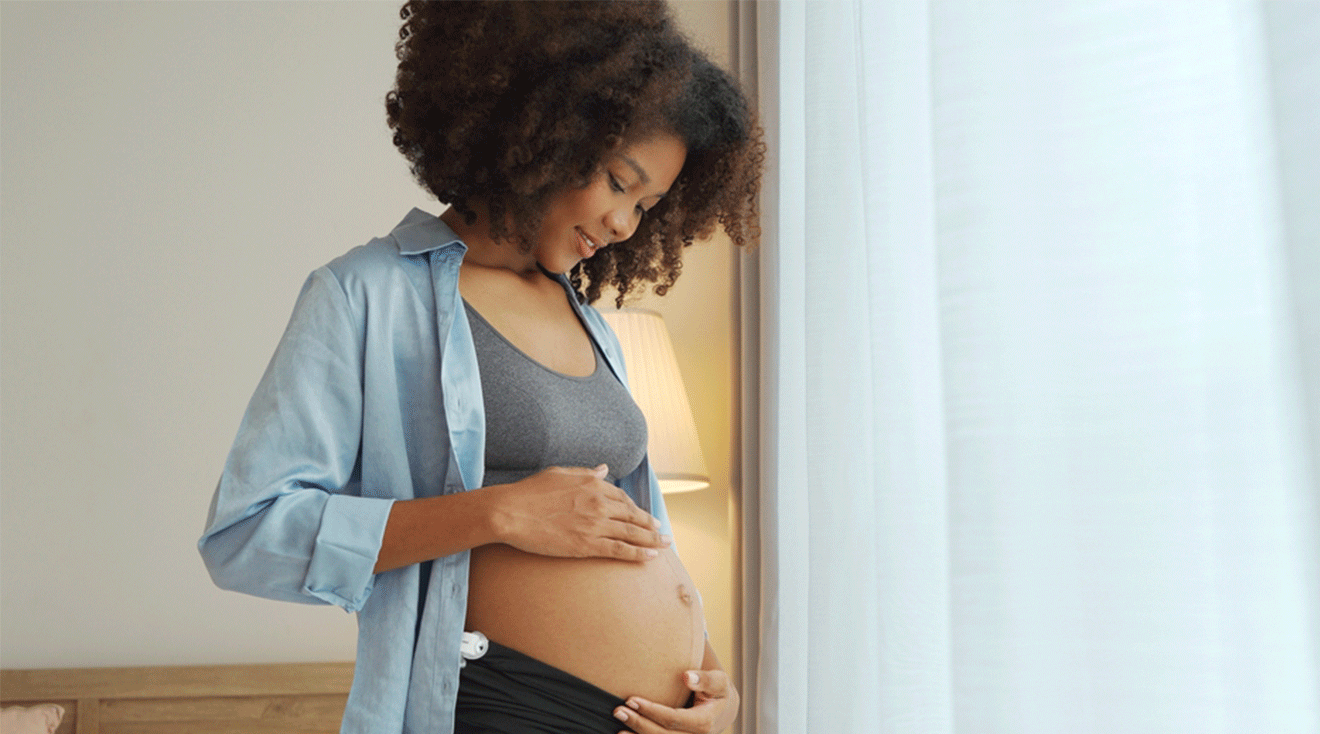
[{"xmin": 600, "ymin": 309, "xmax": 710, "ymax": 493}]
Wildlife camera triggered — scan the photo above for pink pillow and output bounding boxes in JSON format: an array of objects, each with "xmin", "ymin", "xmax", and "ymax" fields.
[{"xmin": 0, "ymin": 704, "xmax": 64, "ymax": 734}]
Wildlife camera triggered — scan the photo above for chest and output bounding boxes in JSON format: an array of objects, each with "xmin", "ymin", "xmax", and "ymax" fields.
[
  {"xmin": 459, "ymin": 271, "xmax": 596, "ymax": 377},
  {"xmin": 464, "ymin": 300, "xmax": 648, "ymax": 485}
]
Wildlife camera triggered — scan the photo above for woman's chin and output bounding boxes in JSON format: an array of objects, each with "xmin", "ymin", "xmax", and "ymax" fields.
[{"xmin": 537, "ymin": 256, "xmax": 584, "ymax": 275}]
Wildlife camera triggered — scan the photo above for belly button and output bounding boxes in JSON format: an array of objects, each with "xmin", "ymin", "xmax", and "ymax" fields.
[{"xmin": 677, "ymin": 584, "xmax": 694, "ymax": 606}]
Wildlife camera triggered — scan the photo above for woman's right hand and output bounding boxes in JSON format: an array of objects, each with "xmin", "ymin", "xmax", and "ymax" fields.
[{"xmin": 488, "ymin": 464, "xmax": 671, "ymax": 562}]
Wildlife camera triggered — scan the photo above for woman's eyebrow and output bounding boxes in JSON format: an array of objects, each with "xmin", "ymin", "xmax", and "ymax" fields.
[{"xmin": 620, "ymin": 155, "xmax": 651, "ymax": 185}]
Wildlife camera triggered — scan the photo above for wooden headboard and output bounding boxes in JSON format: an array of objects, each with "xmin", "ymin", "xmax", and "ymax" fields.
[{"xmin": 0, "ymin": 661, "xmax": 354, "ymax": 734}]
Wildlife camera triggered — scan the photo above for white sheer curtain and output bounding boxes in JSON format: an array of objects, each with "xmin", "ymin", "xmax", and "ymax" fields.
[{"xmin": 736, "ymin": 2, "xmax": 1320, "ymax": 733}]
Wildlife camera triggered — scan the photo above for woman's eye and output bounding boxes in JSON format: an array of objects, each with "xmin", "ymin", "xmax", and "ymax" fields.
[{"xmin": 609, "ymin": 174, "xmax": 625, "ymax": 194}]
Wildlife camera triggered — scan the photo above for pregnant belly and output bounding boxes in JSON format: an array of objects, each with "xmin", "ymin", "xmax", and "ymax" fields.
[{"xmin": 465, "ymin": 544, "xmax": 705, "ymax": 708}]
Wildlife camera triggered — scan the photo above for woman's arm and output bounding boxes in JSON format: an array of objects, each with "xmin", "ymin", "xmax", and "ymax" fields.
[
  {"xmin": 199, "ymin": 268, "xmax": 385, "ymax": 612},
  {"xmin": 201, "ymin": 265, "xmax": 671, "ymax": 609},
  {"xmin": 612, "ymin": 639, "xmax": 740, "ymax": 734},
  {"xmin": 372, "ymin": 464, "xmax": 672, "ymax": 574}
]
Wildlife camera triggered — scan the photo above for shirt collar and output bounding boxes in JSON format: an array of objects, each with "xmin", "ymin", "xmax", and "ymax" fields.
[
  {"xmin": 389, "ymin": 208, "xmax": 466, "ymax": 256},
  {"xmin": 389, "ymin": 207, "xmax": 583, "ymax": 300}
]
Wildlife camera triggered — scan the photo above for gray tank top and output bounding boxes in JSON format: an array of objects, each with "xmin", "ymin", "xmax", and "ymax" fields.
[{"xmin": 464, "ymin": 301, "xmax": 648, "ymax": 486}]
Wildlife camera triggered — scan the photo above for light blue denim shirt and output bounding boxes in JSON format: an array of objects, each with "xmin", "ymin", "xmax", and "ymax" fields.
[{"xmin": 199, "ymin": 208, "xmax": 671, "ymax": 734}]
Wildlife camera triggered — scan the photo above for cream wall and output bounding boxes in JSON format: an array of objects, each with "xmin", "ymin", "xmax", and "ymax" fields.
[{"xmin": 0, "ymin": 0, "xmax": 738, "ymax": 675}]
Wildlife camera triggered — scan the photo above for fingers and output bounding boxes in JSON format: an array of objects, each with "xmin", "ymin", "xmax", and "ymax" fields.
[
  {"xmin": 580, "ymin": 486, "xmax": 663, "ymax": 534},
  {"xmin": 590, "ymin": 521, "xmax": 671, "ymax": 562},
  {"xmin": 509, "ymin": 464, "xmax": 669, "ymax": 562},
  {"xmin": 598, "ymin": 485, "xmax": 663, "ymax": 536},
  {"xmin": 549, "ymin": 466, "xmax": 653, "ymax": 527},
  {"xmin": 618, "ymin": 497, "xmax": 664, "ymax": 533},
  {"xmin": 613, "ymin": 695, "xmax": 718, "ymax": 734},
  {"xmin": 606, "ymin": 517, "xmax": 669, "ymax": 547},
  {"xmin": 596, "ymin": 538, "xmax": 660, "ymax": 562},
  {"xmin": 613, "ymin": 670, "xmax": 733, "ymax": 733},
  {"xmin": 600, "ymin": 533, "xmax": 669, "ymax": 563},
  {"xmin": 570, "ymin": 471, "xmax": 664, "ymax": 538},
  {"xmin": 592, "ymin": 491, "xmax": 668, "ymax": 561},
  {"xmin": 683, "ymin": 669, "xmax": 730, "ymax": 696}
]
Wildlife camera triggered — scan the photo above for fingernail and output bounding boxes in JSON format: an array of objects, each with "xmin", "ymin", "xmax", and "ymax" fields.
[
  {"xmin": 660, "ymin": 534, "xmax": 673, "ymax": 546},
  {"xmin": 595, "ymin": 463, "xmax": 608, "ymax": 473},
  {"xmin": 627, "ymin": 699, "xmax": 641, "ymax": 710},
  {"xmin": 614, "ymin": 708, "xmax": 629, "ymax": 722},
  {"xmin": 643, "ymin": 548, "xmax": 658, "ymax": 559},
  {"xmin": 686, "ymin": 671, "xmax": 700, "ymax": 686}
]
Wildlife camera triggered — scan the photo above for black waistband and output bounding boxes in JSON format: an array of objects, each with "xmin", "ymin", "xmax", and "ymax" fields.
[{"xmin": 455, "ymin": 638, "xmax": 628, "ymax": 734}]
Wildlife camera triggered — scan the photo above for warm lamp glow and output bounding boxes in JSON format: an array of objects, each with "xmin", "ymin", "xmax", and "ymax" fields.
[{"xmin": 600, "ymin": 309, "xmax": 710, "ymax": 494}]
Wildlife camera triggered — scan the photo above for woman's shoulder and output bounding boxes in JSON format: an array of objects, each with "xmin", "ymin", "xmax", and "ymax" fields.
[
  {"xmin": 321, "ymin": 209, "xmax": 463, "ymax": 291},
  {"xmin": 322, "ymin": 237, "xmax": 408, "ymax": 285}
]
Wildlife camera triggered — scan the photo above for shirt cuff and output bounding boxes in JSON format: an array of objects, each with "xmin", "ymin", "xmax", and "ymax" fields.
[{"xmin": 303, "ymin": 494, "xmax": 395, "ymax": 612}]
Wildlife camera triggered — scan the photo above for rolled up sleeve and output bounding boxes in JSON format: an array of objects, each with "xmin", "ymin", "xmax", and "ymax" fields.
[{"xmin": 199, "ymin": 267, "xmax": 392, "ymax": 613}]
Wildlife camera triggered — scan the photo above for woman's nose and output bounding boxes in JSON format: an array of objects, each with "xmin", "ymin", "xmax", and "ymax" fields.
[{"xmin": 606, "ymin": 207, "xmax": 637, "ymax": 244}]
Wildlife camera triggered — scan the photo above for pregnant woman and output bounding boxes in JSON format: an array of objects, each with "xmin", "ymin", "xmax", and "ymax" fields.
[{"xmin": 198, "ymin": 2, "xmax": 761, "ymax": 734}]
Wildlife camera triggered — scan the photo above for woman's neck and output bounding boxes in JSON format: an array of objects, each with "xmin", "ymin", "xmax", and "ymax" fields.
[{"xmin": 440, "ymin": 206, "xmax": 541, "ymax": 276}]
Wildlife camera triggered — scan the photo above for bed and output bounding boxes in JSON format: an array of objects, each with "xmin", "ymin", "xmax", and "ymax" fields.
[{"xmin": 0, "ymin": 661, "xmax": 353, "ymax": 734}]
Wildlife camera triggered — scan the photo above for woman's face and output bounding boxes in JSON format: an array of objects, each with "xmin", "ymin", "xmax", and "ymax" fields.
[{"xmin": 535, "ymin": 133, "xmax": 687, "ymax": 274}]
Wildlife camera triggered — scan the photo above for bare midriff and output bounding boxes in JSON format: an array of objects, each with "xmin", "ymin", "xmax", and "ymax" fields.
[{"xmin": 465, "ymin": 544, "xmax": 706, "ymax": 708}]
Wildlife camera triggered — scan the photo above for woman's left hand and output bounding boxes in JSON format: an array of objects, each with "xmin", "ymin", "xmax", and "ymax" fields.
[{"xmin": 613, "ymin": 668, "xmax": 739, "ymax": 734}]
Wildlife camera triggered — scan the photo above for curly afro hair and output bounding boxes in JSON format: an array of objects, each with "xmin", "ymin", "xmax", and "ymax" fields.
[{"xmin": 386, "ymin": 0, "xmax": 763, "ymax": 305}]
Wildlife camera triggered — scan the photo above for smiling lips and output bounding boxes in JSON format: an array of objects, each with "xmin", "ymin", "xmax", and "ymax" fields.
[{"xmin": 576, "ymin": 228, "xmax": 605, "ymax": 259}]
